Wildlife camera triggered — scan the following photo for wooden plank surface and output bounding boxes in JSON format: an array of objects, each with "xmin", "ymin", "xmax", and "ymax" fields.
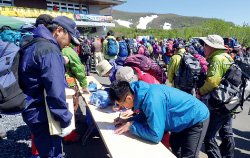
[{"xmin": 87, "ymin": 104, "xmax": 176, "ymax": 158}]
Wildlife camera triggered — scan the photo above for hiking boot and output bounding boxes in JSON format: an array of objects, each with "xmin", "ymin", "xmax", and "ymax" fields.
[{"xmin": 0, "ymin": 132, "xmax": 6, "ymax": 139}]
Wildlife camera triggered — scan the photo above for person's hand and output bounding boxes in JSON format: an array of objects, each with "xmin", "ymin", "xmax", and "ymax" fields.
[
  {"xmin": 114, "ymin": 117, "xmax": 127, "ymax": 127},
  {"xmin": 113, "ymin": 122, "xmax": 131, "ymax": 135},
  {"xmin": 58, "ymin": 123, "xmax": 73, "ymax": 137},
  {"xmin": 121, "ymin": 109, "xmax": 134, "ymax": 118},
  {"xmin": 82, "ymin": 88, "xmax": 91, "ymax": 94},
  {"xmin": 112, "ymin": 105, "xmax": 120, "ymax": 112},
  {"xmin": 63, "ymin": 56, "xmax": 69, "ymax": 64}
]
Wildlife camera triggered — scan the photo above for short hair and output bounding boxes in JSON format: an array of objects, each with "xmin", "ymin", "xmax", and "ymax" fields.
[
  {"xmin": 46, "ymin": 23, "xmax": 68, "ymax": 34},
  {"xmin": 35, "ymin": 14, "xmax": 54, "ymax": 27},
  {"xmin": 116, "ymin": 37, "xmax": 121, "ymax": 41},
  {"xmin": 1, "ymin": 25, "xmax": 11, "ymax": 32},
  {"xmin": 109, "ymin": 80, "xmax": 134, "ymax": 102},
  {"xmin": 107, "ymin": 30, "xmax": 114, "ymax": 36},
  {"xmin": 246, "ymin": 47, "xmax": 250, "ymax": 51}
]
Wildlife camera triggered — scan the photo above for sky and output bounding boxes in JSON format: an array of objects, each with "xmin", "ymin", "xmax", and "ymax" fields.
[{"xmin": 113, "ymin": 0, "xmax": 250, "ymax": 26}]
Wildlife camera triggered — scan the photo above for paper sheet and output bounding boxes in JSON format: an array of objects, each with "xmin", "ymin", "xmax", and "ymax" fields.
[{"xmin": 106, "ymin": 125, "xmax": 133, "ymax": 135}]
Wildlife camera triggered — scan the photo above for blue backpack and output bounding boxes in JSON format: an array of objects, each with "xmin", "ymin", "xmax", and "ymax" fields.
[
  {"xmin": 0, "ymin": 30, "xmax": 21, "ymax": 46},
  {"xmin": 0, "ymin": 30, "xmax": 33, "ymax": 47},
  {"xmin": 106, "ymin": 39, "xmax": 118, "ymax": 56},
  {"xmin": 118, "ymin": 41, "xmax": 128, "ymax": 57},
  {"xmin": 0, "ymin": 38, "xmax": 49, "ymax": 114}
]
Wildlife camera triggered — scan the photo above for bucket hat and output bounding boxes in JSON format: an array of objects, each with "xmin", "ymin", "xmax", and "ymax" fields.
[
  {"xmin": 199, "ymin": 35, "xmax": 227, "ymax": 50},
  {"xmin": 96, "ymin": 60, "xmax": 113, "ymax": 76},
  {"xmin": 115, "ymin": 67, "xmax": 138, "ymax": 82}
]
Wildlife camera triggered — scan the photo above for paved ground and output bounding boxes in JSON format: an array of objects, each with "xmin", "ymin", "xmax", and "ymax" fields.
[{"xmin": 1, "ymin": 64, "xmax": 250, "ymax": 158}]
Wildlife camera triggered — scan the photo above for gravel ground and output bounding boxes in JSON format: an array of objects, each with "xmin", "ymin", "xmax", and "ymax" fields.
[{"xmin": 0, "ymin": 114, "xmax": 31, "ymax": 158}]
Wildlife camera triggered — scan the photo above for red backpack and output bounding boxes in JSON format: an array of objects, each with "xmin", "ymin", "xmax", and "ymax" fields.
[
  {"xmin": 124, "ymin": 54, "xmax": 167, "ymax": 84},
  {"xmin": 133, "ymin": 67, "xmax": 160, "ymax": 84}
]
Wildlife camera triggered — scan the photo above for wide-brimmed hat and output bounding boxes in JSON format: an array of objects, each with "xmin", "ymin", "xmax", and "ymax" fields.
[
  {"xmin": 115, "ymin": 66, "xmax": 138, "ymax": 82},
  {"xmin": 96, "ymin": 60, "xmax": 113, "ymax": 76},
  {"xmin": 199, "ymin": 35, "xmax": 227, "ymax": 50}
]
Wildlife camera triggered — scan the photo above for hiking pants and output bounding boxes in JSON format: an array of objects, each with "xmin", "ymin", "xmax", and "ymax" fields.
[
  {"xmin": 169, "ymin": 117, "xmax": 209, "ymax": 158},
  {"xmin": 204, "ymin": 111, "xmax": 235, "ymax": 158},
  {"xmin": 80, "ymin": 54, "xmax": 92, "ymax": 75},
  {"xmin": 94, "ymin": 52, "xmax": 103, "ymax": 68}
]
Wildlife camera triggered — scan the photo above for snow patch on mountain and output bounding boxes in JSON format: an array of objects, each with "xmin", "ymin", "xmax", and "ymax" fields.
[
  {"xmin": 137, "ymin": 15, "xmax": 158, "ymax": 29},
  {"xmin": 115, "ymin": 19, "xmax": 133, "ymax": 28},
  {"xmin": 163, "ymin": 22, "xmax": 172, "ymax": 30}
]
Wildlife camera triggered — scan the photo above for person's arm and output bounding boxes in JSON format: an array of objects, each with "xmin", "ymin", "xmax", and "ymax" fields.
[
  {"xmin": 167, "ymin": 55, "xmax": 179, "ymax": 86},
  {"xmin": 129, "ymin": 95, "xmax": 165, "ymax": 143},
  {"xmin": 40, "ymin": 50, "xmax": 72, "ymax": 128},
  {"xmin": 65, "ymin": 48, "xmax": 88, "ymax": 88},
  {"xmin": 199, "ymin": 57, "xmax": 225, "ymax": 95}
]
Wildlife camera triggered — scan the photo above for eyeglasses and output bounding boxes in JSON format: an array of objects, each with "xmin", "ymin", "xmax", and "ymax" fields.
[{"xmin": 119, "ymin": 93, "xmax": 128, "ymax": 108}]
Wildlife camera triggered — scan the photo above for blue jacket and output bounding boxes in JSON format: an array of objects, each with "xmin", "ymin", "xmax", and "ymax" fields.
[
  {"xmin": 109, "ymin": 59, "xmax": 122, "ymax": 83},
  {"xmin": 128, "ymin": 81, "xmax": 209, "ymax": 143},
  {"xmin": 19, "ymin": 25, "xmax": 72, "ymax": 128}
]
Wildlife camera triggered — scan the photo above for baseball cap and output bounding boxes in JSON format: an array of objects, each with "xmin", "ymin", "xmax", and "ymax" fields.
[
  {"xmin": 35, "ymin": 14, "xmax": 54, "ymax": 27},
  {"xmin": 51, "ymin": 16, "xmax": 80, "ymax": 45},
  {"xmin": 199, "ymin": 35, "xmax": 227, "ymax": 50},
  {"xmin": 115, "ymin": 67, "xmax": 139, "ymax": 83}
]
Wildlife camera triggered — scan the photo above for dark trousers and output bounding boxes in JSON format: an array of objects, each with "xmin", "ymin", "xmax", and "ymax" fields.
[
  {"xmin": 169, "ymin": 118, "xmax": 209, "ymax": 158},
  {"xmin": 204, "ymin": 111, "xmax": 235, "ymax": 158},
  {"xmin": 27, "ymin": 121, "xmax": 63, "ymax": 158},
  {"xmin": 79, "ymin": 55, "xmax": 91, "ymax": 74}
]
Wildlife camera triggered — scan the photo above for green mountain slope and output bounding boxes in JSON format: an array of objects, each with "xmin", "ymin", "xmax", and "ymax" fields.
[{"xmin": 100, "ymin": 9, "xmax": 234, "ymax": 29}]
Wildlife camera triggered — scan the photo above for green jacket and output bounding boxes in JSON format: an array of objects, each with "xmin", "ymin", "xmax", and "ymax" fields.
[
  {"xmin": 147, "ymin": 43, "xmax": 153, "ymax": 54},
  {"xmin": 199, "ymin": 50, "xmax": 233, "ymax": 95},
  {"xmin": 167, "ymin": 48, "xmax": 186, "ymax": 88},
  {"xmin": 102, "ymin": 36, "xmax": 119, "ymax": 60},
  {"xmin": 62, "ymin": 47, "xmax": 87, "ymax": 88}
]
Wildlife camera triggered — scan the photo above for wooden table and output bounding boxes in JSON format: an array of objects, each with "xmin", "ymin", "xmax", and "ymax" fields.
[{"xmin": 80, "ymin": 76, "xmax": 176, "ymax": 158}]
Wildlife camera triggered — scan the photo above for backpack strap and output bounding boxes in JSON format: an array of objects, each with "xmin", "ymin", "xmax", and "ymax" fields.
[
  {"xmin": 0, "ymin": 42, "xmax": 11, "ymax": 58},
  {"xmin": 220, "ymin": 53, "xmax": 234, "ymax": 65}
]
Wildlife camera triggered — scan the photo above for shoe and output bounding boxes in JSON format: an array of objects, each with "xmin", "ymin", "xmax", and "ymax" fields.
[
  {"xmin": 63, "ymin": 130, "xmax": 81, "ymax": 145},
  {"xmin": 0, "ymin": 132, "xmax": 6, "ymax": 139}
]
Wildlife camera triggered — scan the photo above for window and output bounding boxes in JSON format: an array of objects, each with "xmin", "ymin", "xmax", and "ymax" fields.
[
  {"xmin": 0, "ymin": 0, "xmax": 12, "ymax": 6},
  {"xmin": 46, "ymin": 0, "xmax": 88, "ymax": 13}
]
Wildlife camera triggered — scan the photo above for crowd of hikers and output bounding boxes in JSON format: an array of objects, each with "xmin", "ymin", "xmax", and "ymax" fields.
[{"xmin": 0, "ymin": 14, "xmax": 250, "ymax": 158}]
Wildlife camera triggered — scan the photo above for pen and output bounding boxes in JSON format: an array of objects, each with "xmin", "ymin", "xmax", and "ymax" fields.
[{"xmin": 115, "ymin": 113, "xmax": 121, "ymax": 127}]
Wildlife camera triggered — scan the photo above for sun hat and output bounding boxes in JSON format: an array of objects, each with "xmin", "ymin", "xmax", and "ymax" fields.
[
  {"xmin": 96, "ymin": 60, "xmax": 113, "ymax": 76},
  {"xmin": 51, "ymin": 16, "xmax": 80, "ymax": 45},
  {"xmin": 115, "ymin": 66, "xmax": 138, "ymax": 82},
  {"xmin": 199, "ymin": 35, "xmax": 227, "ymax": 50}
]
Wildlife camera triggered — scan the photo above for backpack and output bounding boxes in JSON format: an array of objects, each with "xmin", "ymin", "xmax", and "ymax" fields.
[
  {"xmin": 80, "ymin": 41, "xmax": 91, "ymax": 56},
  {"xmin": 124, "ymin": 54, "xmax": 167, "ymax": 84},
  {"xmin": 118, "ymin": 41, "xmax": 128, "ymax": 57},
  {"xmin": 138, "ymin": 45, "xmax": 150, "ymax": 57},
  {"xmin": 205, "ymin": 55, "xmax": 250, "ymax": 114},
  {"xmin": 106, "ymin": 39, "xmax": 118, "ymax": 56},
  {"xmin": 0, "ymin": 38, "xmax": 49, "ymax": 114},
  {"xmin": 133, "ymin": 67, "xmax": 160, "ymax": 84},
  {"xmin": 128, "ymin": 38, "xmax": 134, "ymax": 49},
  {"xmin": 154, "ymin": 45, "xmax": 162, "ymax": 54},
  {"xmin": 174, "ymin": 53, "xmax": 202, "ymax": 90},
  {"xmin": 0, "ymin": 30, "xmax": 22, "ymax": 46}
]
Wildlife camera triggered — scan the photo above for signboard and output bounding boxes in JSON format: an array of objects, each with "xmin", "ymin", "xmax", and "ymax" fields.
[
  {"xmin": 75, "ymin": 13, "xmax": 113, "ymax": 22},
  {"xmin": 0, "ymin": 5, "xmax": 74, "ymax": 19}
]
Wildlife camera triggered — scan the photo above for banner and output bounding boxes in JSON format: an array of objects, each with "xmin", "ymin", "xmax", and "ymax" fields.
[
  {"xmin": 0, "ymin": 5, "xmax": 74, "ymax": 19},
  {"xmin": 75, "ymin": 13, "xmax": 113, "ymax": 22}
]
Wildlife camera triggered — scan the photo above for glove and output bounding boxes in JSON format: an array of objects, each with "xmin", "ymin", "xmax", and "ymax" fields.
[{"xmin": 58, "ymin": 122, "xmax": 73, "ymax": 137}]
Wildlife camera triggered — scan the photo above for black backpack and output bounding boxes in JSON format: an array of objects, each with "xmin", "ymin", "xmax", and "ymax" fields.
[
  {"xmin": 80, "ymin": 41, "xmax": 91, "ymax": 56},
  {"xmin": 0, "ymin": 38, "xmax": 49, "ymax": 114},
  {"xmin": 174, "ymin": 53, "xmax": 202, "ymax": 91},
  {"xmin": 206, "ymin": 54, "xmax": 250, "ymax": 114}
]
